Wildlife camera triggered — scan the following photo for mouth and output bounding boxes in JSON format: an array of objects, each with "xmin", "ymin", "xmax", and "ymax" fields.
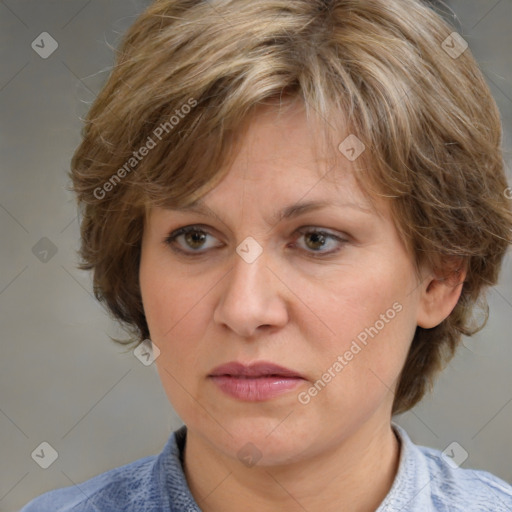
[
  {"xmin": 208, "ymin": 362, "xmax": 305, "ymax": 402},
  {"xmin": 208, "ymin": 361, "xmax": 305, "ymax": 379}
]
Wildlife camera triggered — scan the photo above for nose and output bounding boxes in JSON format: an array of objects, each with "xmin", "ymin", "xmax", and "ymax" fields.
[{"xmin": 213, "ymin": 247, "xmax": 289, "ymax": 338}]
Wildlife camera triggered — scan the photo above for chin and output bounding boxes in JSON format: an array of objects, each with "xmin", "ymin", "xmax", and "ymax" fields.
[{"xmin": 198, "ymin": 415, "xmax": 313, "ymax": 465}]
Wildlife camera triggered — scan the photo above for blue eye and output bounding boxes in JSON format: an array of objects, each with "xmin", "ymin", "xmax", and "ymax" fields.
[{"xmin": 164, "ymin": 225, "xmax": 347, "ymax": 257}]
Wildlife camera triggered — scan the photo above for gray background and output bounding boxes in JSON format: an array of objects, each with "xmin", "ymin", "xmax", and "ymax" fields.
[{"xmin": 1, "ymin": 1, "xmax": 511, "ymax": 510}]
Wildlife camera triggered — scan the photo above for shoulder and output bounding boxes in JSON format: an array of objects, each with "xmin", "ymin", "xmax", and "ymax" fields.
[
  {"xmin": 384, "ymin": 423, "xmax": 512, "ymax": 512},
  {"xmin": 20, "ymin": 425, "xmax": 195, "ymax": 512},
  {"xmin": 20, "ymin": 454, "xmax": 163, "ymax": 512},
  {"xmin": 419, "ymin": 443, "xmax": 512, "ymax": 512}
]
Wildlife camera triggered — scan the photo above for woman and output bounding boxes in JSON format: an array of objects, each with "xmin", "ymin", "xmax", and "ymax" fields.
[{"xmin": 22, "ymin": 0, "xmax": 512, "ymax": 510}]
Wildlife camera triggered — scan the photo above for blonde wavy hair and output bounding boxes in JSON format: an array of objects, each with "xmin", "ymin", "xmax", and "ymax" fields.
[{"xmin": 70, "ymin": 0, "xmax": 512, "ymax": 415}]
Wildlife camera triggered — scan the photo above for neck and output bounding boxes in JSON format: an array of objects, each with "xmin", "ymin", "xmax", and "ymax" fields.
[{"xmin": 182, "ymin": 418, "xmax": 401, "ymax": 512}]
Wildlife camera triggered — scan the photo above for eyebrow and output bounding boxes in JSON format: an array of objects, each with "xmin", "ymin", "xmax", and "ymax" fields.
[{"xmin": 172, "ymin": 198, "xmax": 374, "ymax": 226}]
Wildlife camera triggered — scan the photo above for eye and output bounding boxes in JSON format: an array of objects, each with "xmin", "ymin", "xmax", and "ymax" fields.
[
  {"xmin": 164, "ymin": 225, "xmax": 222, "ymax": 254},
  {"xmin": 292, "ymin": 228, "xmax": 348, "ymax": 256},
  {"xmin": 163, "ymin": 225, "xmax": 348, "ymax": 257}
]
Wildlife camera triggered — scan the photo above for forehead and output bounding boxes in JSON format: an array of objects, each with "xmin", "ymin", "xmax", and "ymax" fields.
[
  {"xmin": 193, "ymin": 102, "xmax": 381, "ymax": 215},
  {"xmin": 233, "ymin": 101, "xmax": 339, "ymax": 174},
  {"xmin": 144, "ymin": 100, "xmax": 387, "ymax": 224}
]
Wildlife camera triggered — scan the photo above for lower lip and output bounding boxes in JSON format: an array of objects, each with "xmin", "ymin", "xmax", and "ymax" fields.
[{"xmin": 209, "ymin": 375, "xmax": 304, "ymax": 401}]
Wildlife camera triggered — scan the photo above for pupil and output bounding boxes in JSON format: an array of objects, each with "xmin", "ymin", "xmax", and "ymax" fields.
[
  {"xmin": 186, "ymin": 231, "xmax": 206, "ymax": 248},
  {"xmin": 307, "ymin": 232, "xmax": 325, "ymax": 250}
]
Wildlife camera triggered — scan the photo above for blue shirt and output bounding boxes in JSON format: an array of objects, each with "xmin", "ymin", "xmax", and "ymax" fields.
[{"xmin": 21, "ymin": 422, "xmax": 512, "ymax": 511}]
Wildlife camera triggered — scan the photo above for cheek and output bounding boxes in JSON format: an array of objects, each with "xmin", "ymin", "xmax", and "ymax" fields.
[
  {"xmin": 140, "ymin": 267, "xmax": 209, "ymax": 414},
  {"xmin": 142, "ymin": 278, "xmax": 207, "ymax": 387},
  {"xmin": 304, "ymin": 258, "xmax": 417, "ymax": 400},
  {"xmin": 311, "ymin": 259, "xmax": 412, "ymax": 342},
  {"xmin": 139, "ymin": 257, "xmax": 203, "ymax": 402},
  {"xmin": 139, "ymin": 256, "xmax": 220, "ymax": 396},
  {"xmin": 140, "ymin": 254, "xmax": 212, "ymax": 342}
]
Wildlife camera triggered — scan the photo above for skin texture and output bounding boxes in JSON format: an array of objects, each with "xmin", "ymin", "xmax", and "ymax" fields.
[{"xmin": 139, "ymin": 103, "xmax": 464, "ymax": 512}]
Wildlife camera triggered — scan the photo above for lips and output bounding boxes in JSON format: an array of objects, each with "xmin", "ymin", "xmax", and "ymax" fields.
[
  {"xmin": 209, "ymin": 361, "xmax": 305, "ymax": 401},
  {"xmin": 209, "ymin": 361, "xmax": 304, "ymax": 379}
]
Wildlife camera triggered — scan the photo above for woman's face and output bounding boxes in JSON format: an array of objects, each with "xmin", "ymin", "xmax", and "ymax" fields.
[{"xmin": 139, "ymin": 103, "xmax": 429, "ymax": 465}]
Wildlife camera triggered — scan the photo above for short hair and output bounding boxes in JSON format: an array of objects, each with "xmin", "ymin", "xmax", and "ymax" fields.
[{"xmin": 69, "ymin": 0, "xmax": 512, "ymax": 415}]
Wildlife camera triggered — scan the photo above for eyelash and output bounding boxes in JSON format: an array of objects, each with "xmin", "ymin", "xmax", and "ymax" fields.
[{"xmin": 163, "ymin": 225, "xmax": 348, "ymax": 258}]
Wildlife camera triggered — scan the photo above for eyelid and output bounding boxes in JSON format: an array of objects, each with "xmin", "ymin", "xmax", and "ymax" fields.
[
  {"xmin": 165, "ymin": 223, "xmax": 219, "ymax": 238},
  {"xmin": 292, "ymin": 227, "xmax": 349, "ymax": 257},
  {"xmin": 295, "ymin": 226, "xmax": 348, "ymax": 239},
  {"xmin": 164, "ymin": 224, "xmax": 350, "ymax": 257},
  {"xmin": 163, "ymin": 224, "xmax": 223, "ymax": 253}
]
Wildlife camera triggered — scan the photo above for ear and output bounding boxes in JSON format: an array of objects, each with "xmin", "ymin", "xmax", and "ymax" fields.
[{"xmin": 416, "ymin": 259, "xmax": 467, "ymax": 329}]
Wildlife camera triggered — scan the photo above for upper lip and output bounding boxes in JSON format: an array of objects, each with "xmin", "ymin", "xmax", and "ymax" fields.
[{"xmin": 209, "ymin": 361, "xmax": 304, "ymax": 379}]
